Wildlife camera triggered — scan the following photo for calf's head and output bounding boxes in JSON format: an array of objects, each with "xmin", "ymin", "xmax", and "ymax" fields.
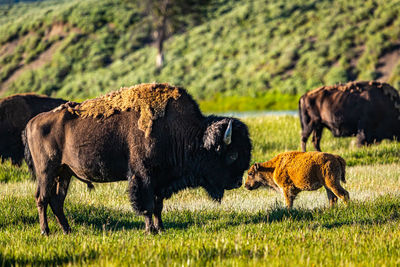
[{"xmin": 245, "ymin": 162, "xmax": 276, "ymax": 190}]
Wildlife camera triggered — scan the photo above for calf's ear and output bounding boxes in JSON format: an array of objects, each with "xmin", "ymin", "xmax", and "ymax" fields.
[{"xmin": 264, "ymin": 167, "xmax": 275, "ymax": 173}]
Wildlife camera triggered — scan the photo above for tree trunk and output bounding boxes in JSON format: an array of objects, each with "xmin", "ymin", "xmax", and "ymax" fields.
[
  {"xmin": 153, "ymin": 0, "xmax": 169, "ymax": 69},
  {"xmin": 154, "ymin": 14, "xmax": 167, "ymax": 69}
]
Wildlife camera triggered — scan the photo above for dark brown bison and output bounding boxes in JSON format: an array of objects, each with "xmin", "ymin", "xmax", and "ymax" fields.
[
  {"xmin": 299, "ymin": 81, "xmax": 400, "ymax": 151},
  {"xmin": 0, "ymin": 93, "xmax": 67, "ymax": 165},
  {"xmin": 23, "ymin": 83, "xmax": 252, "ymax": 235}
]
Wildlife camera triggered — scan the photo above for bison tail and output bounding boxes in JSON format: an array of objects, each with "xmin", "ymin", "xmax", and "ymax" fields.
[
  {"xmin": 299, "ymin": 95, "xmax": 311, "ymax": 131},
  {"xmin": 336, "ymin": 156, "xmax": 346, "ymax": 183},
  {"xmin": 298, "ymin": 96, "xmax": 306, "ymax": 131},
  {"xmin": 21, "ymin": 128, "xmax": 36, "ymax": 180}
]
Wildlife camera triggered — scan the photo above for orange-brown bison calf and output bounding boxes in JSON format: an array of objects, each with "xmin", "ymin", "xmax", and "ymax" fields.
[{"xmin": 245, "ymin": 151, "xmax": 349, "ymax": 208}]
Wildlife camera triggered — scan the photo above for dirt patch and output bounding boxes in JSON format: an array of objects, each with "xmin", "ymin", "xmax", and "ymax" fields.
[
  {"xmin": 376, "ymin": 44, "xmax": 400, "ymax": 82},
  {"xmin": 0, "ymin": 23, "xmax": 81, "ymax": 95},
  {"xmin": 0, "ymin": 41, "xmax": 62, "ymax": 95},
  {"xmin": 0, "ymin": 33, "xmax": 34, "ymax": 58}
]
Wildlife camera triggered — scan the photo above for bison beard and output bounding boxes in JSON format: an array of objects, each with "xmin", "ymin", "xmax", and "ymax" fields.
[{"xmin": 24, "ymin": 84, "xmax": 252, "ymax": 234}]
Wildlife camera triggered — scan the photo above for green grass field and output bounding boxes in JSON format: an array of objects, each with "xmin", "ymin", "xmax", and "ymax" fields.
[{"xmin": 1, "ymin": 115, "xmax": 400, "ymax": 266}]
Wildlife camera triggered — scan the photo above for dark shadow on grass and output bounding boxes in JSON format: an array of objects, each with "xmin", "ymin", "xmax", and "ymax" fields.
[
  {"xmin": 162, "ymin": 207, "xmax": 315, "ymax": 231},
  {"xmin": 67, "ymin": 203, "xmax": 143, "ymax": 231},
  {"xmin": 66, "ymin": 203, "xmax": 316, "ymax": 232}
]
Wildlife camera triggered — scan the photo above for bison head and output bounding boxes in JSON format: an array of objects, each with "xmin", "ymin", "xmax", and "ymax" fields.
[
  {"xmin": 245, "ymin": 162, "xmax": 277, "ymax": 191},
  {"xmin": 201, "ymin": 117, "xmax": 252, "ymax": 201}
]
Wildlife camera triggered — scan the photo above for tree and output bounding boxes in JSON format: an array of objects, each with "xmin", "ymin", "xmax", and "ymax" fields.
[{"xmin": 142, "ymin": 0, "xmax": 211, "ymax": 69}]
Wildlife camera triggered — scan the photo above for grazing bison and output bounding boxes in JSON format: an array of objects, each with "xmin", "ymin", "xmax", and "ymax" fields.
[
  {"xmin": 23, "ymin": 83, "xmax": 252, "ymax": 235},
  {"xmin": 299, "ymin": 81, "xmax": 400, "ymax": 151},
  {"xmin": 245, "ymin": 151, "xmax": 349, "ymax": 208},
  {"xmin": 0, "ymin": 93, "xmax": 67, "ymax": 165}
]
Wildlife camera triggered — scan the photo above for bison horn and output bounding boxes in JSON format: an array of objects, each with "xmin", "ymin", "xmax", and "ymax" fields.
[{"xmin": 223, "ymin": 120, "xmax": 232, "ymax": 145}]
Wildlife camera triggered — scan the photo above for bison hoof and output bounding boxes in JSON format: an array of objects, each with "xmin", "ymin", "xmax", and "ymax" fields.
[
  {"xmin": 145, "ymin": 226, "xmax": 158, "ymax": 235},
  {"xmin": 62, "ymin": 228, "xmax": 71, "ymax": 235},
  {"xmin": 41, "ymin": 229, "xmax": 50, "ymax": 236}
]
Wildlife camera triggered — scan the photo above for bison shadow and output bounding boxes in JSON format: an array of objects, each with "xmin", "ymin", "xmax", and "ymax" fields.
[{"xmin": 65, "ymin": 203, "xmax": 316, "ymax": 232}]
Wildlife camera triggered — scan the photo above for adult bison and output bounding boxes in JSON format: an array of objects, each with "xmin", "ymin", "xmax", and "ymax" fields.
[
  {"xmin": 23, "ymin": 83, "xmax": 252, "ymax": 235},
  {"xmin": 0, "ymin": 93, "xmax": 67, "ymax": 165},
  {"xmin": 299, "ymin": 81, "xmax": 400, "ymax": 151}
]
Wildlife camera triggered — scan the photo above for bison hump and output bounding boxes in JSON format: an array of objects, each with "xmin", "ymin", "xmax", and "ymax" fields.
[{"xmin": 64, "ymin": 83, "xmax": 182, "ymax": 137}]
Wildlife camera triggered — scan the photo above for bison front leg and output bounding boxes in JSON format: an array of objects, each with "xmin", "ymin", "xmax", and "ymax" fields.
[
  {"xmin": 153, "ymin": 196, "xmax": 164, "ymax": 232},
  {"xmin": 128, "ymin": 175, "xmax": 157, "ymax": 234},
  {"xmin": 282, "ymin": 186, "xmax": 300, "ymax": 209},
  {"xmin": 356, "ymin": 129, "xmax": 367, "ymax": 147}
]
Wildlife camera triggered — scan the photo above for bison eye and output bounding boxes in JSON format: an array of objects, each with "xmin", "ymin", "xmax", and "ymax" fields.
[{"xmin": 226, "ymin": 152, "xmax": 238, "ymax": 164}]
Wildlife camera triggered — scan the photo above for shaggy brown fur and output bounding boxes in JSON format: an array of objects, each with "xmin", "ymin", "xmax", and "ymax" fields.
[
  {"xmin": 65, "ymin": 83, "xmax": 181, "ymax": 137},
  {"xmin": 245, "ymin": 151, "xmax": 349, "ymax": 208},
  {"xmin": 307, "ymin": 81, "xmax": 400, "ymax": 116}
]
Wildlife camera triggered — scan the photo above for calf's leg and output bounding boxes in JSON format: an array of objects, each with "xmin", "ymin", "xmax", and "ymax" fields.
[
  {"xmin": 325, "ymin": 180, "xmax": 350, "ymax": 204},
  {"xmin": 283, "ymin": 186, "xmax": 300, "ymax": 209},
  {"xmin": 325, "ymin": 187, "xmax": 338, "ymax": 207}
]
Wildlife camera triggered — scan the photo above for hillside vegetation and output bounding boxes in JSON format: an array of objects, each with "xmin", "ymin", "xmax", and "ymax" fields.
[{"xmin": 1, "ymin": 0, "xmax": 400, "ymax": 110}]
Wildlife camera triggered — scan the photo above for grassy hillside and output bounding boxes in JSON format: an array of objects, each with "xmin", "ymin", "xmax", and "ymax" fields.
[{"xmin": 1, "ymin": 0, "xmax": 400, "ymax": 111}]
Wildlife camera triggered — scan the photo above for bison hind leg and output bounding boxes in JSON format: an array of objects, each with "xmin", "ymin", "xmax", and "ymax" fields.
[
  {"xmin": 325, "ymin": 187, "xmax": 338, "ymax": 207},
  {"xmin": 49, "ymin": 169, "xmax": 72, "ymax": 234},
  {"xmin": 325, "ymin": 182, "xmax": 350, "ymax": 205},
  {"xmin": 312, "ymin": 126, "xmax": 323, "ymax": 151},
  {"xmin": 35, "ymin": 184, "xmax": 50, "ymax": 235}
]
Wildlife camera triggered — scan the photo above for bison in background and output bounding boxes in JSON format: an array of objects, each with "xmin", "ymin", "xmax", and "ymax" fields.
[
  {"xmin": 0, "ymin": 93, "xmax": 67, "ymax": 165},
  {"xmin": 299, "ymin": 81, "xmax": 400, "ymax": 151},
  {"xmin": 23, "ymin": 83, "xmax": 252, "ymax": 235}
]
